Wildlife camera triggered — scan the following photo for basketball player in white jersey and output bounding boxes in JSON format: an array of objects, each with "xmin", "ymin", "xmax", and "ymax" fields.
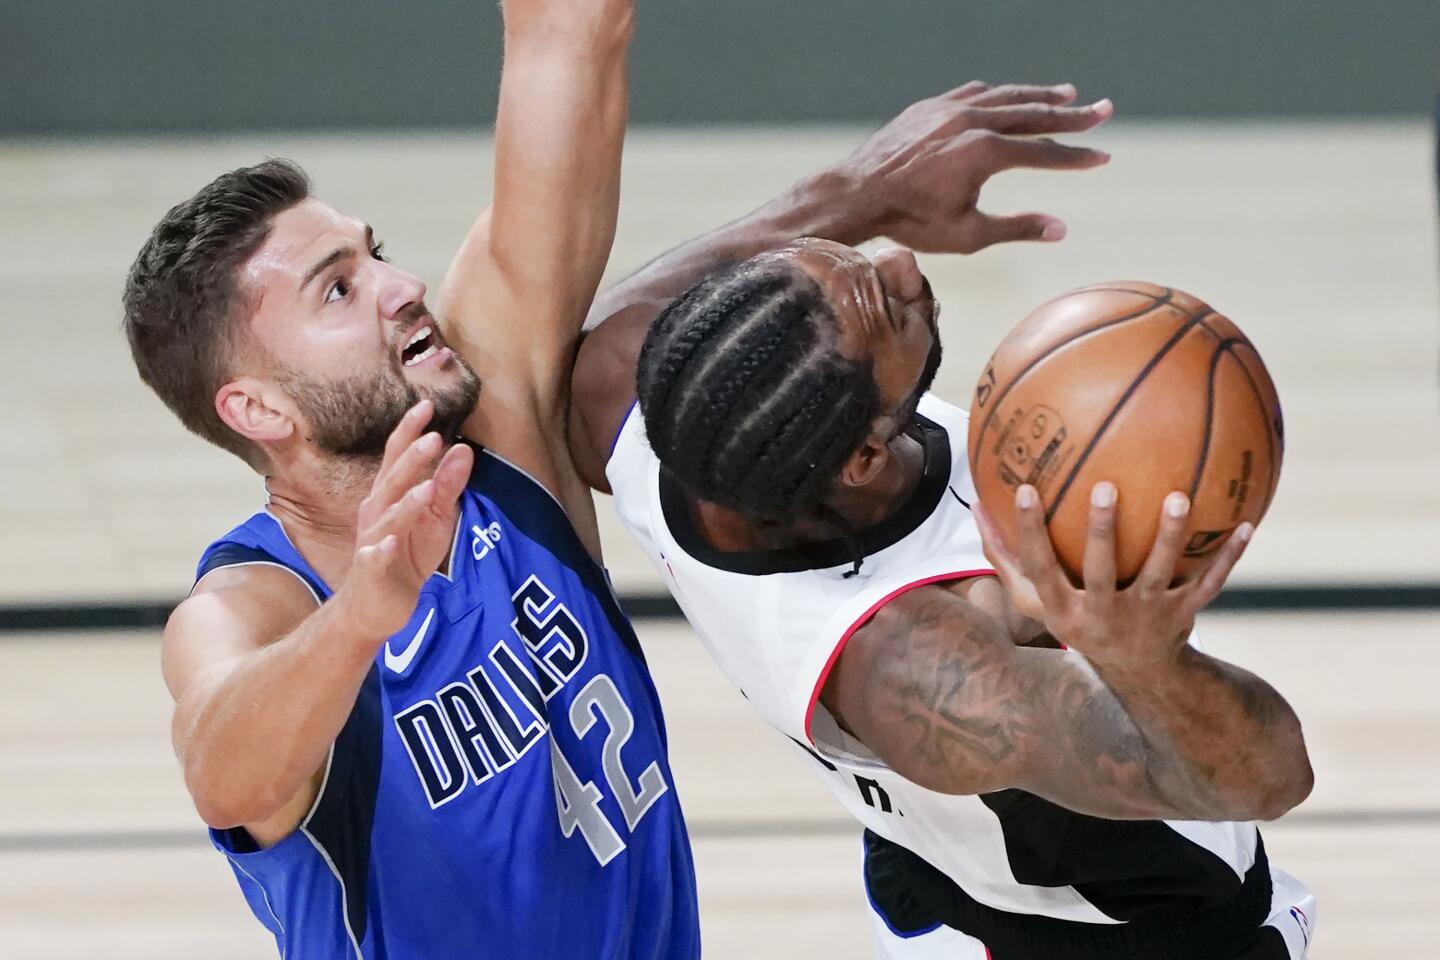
[{"xmin": 566, "ymin": 85, "xmax": 1317, "ymax": 959}]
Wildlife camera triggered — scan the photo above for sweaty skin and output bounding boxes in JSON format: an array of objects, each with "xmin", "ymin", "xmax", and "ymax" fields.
[{"xmin": 566, "ymin": 96, "xmax": 1313, "ymax": 821}]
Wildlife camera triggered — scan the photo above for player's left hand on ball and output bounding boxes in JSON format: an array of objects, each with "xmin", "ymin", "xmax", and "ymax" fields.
[
  {"xmin": 978, "ymin": 481, "xmax": 1254, "ymax": 666},
  {"xmin": 840, "ymin": 80, "xmax": 1113, "ymax": 255}
]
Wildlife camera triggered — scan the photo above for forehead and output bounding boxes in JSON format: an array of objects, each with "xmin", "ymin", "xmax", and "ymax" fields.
[
  {"xmin": 774, "ymin": 238, "xmax": 875, "ymax": 288},
  {"xmin": 767, "ymin": 238, "xmax": 883, "ymax": 357},
  {"xmin": 242, "ymin": 198, "xmax": 364, "ymax": 290}
]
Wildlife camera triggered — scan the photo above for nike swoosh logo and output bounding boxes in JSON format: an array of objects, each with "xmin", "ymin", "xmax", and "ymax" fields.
[{"xmin": 385, "ymin": 608, "xmax": 436, "ymax": 674}]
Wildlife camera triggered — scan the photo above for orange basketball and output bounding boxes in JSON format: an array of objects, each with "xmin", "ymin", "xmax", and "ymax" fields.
[{"xmin": 966, "ymin": 282, "xmax": 1284, "ymax": 584}]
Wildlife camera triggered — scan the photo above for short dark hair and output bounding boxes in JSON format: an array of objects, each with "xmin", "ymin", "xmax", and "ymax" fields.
[
  {"xmin": 635, "ymin": 258, "xmax": 882, "ymax": 522},
  {"xmin": 122, "ymin": 158, "xmax": 311, "ymax": 466}
]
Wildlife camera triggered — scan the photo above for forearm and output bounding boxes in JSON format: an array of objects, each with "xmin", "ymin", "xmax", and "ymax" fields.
[
  {"xmin": 490, "ymin": 33, "xmax": 630, "ymax": 322},
  {"xmin": 443, "ymin": 0, "xmax": 633, "ymax": 393},
  {"xmin": 835, "ymin": 589, "xmax": 1310, "ymax": 822},
  {"xmin": 179, "ymin": 599, "xmax": 381, "ymax": 827},
  {"xmin": 1090, "ymin": 644, "xmax": 1314, "ymax": 821},
  {"xmin": 585, "ymin": 167, "xmax": 875, "ymax": 329}
]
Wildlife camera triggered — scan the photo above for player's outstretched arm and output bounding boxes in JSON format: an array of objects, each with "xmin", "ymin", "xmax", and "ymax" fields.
[
  {"xmin": 164, "ymin": 402, "xmax": 473, "ymax": 841},
  {"xmin": 570, "ymin": 81, "xmax": 1113, "ymax": 489},
  {"xmin": 439, "ymin": 0, "xmax": 634, "ymax": 550}
]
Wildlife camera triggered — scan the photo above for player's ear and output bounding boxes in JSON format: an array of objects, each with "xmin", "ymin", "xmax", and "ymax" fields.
[
  {"xmin": 215, "ymin": 378, "xmax": 298, "ymax": 447},
  {"xmin": 839, "ymin": 432, "xmax": 891, "ymax": 490}
]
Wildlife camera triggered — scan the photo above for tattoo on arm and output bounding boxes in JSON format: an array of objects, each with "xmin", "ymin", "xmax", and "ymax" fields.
[{"xmin": 827, "ymin": 589, "xmax": 1229, "ymax": 820}]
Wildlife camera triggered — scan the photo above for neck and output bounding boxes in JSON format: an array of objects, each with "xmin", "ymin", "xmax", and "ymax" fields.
[
  {"xmin": 262, "ymin": 451, "xmax": 382, "ymax": 587},
  {"xmin": 691, "ymin": 430, "xmax": 928, "ymax": 552}
]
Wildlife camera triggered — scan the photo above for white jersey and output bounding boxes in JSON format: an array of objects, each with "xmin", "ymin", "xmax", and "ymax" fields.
[{"xmin": 609, "ymin": 393, "xmax": 1312, "ymax": 957}]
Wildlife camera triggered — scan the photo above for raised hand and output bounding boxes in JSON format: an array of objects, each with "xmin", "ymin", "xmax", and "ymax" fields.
[
  {"xmin": 838, "ymin": 81, "xmax": 1113, "ymax": 254},
  {"xmin": 339, "ymin": 400, "xmax": 475, "ymax": 639},
  {"xmin": 974, "ymin": 481, "xmax": 1254, "ymax": 665}
]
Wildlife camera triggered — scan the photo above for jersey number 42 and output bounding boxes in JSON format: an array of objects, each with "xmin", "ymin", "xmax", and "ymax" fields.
[{"xmin": 550, "ymin": 674, "xmax": 669, "ymax": 866}]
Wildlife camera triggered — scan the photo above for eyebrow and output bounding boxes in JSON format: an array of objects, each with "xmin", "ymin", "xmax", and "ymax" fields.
[{"xmin": 299, "ymin": 224, "xmax": 374, "ymax": 293}]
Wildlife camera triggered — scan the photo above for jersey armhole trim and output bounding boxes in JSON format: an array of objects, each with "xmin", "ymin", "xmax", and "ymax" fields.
[
  {"xmin": 803, "ymin": 568, "xmax": 995, "ymax": 745},
  {"xmin": 192, "ymin": 560, "xmax": 323, "ymax": 607},
  {"xmin": 476, "ymin": 444, "xmax": 615, "ymax": 578}
]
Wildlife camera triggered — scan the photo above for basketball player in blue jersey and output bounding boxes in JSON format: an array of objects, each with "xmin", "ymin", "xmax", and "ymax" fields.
[
  {"xmin": 567, "ymin": 85, "xmax": 1318, "ymax": 957},
  {"xmin": 120, "ymin": 1, "xmax": 701, "ymax": 957}
]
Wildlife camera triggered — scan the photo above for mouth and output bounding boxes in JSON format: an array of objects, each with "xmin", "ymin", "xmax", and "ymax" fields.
[{"xmin": 400, "ymin": 321, "xmax": 442, "ymax": 367}]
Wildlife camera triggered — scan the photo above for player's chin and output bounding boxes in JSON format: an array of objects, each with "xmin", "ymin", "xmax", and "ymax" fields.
[{"xmin": 415, "ymin": 358, "xmax": 482, "ymax": 439}]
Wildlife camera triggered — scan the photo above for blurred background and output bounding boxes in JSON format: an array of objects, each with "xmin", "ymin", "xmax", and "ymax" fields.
[{"xmin": 2, "ymin": 2, "xmax": 1437, "ymax": 957}]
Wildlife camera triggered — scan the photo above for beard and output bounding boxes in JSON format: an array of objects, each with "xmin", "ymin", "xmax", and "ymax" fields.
[
  {"xmin": 891, "ymin": 321, "xmax": 943, "ymax": 434},
  {"xmin": 278, "ymin": 350, "xmax": 481, "ymax": 460}
]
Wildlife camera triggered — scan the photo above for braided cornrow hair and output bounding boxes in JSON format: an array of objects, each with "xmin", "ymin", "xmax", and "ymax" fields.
[{"xmin": 636, "ymin": 257, "xmax": 882, "ymax": 524}]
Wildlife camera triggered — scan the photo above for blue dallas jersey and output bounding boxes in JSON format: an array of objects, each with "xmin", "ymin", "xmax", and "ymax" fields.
[{"xmin": 194, "ymin": 446, "xmax": 699, "ymax": 960}]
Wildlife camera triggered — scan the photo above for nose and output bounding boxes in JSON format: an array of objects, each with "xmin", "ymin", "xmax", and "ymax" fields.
[
  {"xmin": 871, "ymin": 246, "xmax": 925, "ymax": 303},
  {"xmin": 377, "ymin": 261, "xmax": 428, "ymax": 321}
]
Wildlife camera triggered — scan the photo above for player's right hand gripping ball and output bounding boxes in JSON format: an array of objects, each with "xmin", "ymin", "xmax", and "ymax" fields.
[{"xmin": 967, "ymin": 281, "xmax": 1284, "ymax": 584}]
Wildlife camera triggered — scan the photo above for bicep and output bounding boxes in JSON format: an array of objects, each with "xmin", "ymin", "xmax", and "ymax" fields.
[
  {"xmin": 163, "ymin": 568, "xmax": 317, "ymax": 748},
  {"xmin": 823, "ymin": 600, "xmax": 1051, "ymax": 797},
  {"xmin": 823, "ymin": 592, "xmax": 1179, "ymax": 819}
]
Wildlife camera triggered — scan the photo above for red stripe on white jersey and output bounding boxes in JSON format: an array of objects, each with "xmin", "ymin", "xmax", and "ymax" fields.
[{"xmin": 803, "ymin": 568, "xmax": 995, "ymax": 744}]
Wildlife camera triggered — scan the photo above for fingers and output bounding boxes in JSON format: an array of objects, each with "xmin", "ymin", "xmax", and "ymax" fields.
[
  {"xmin": 974, "ymin": 99, "xmax": 1114, "ymax": 137},
  {"xmin": 352, "ymin": 534, "xmax": 399, "ymax": 580},
  {"xmin": 974, "ymin": 502, "xmax": 1047, "ymax": 622},
  {"xmin": 1134, "ymin": 493, "xmax": 1192, "ymax": 591},
  {"xmin": 976, "ymin": 135, "xmax": 1111, "ymax": 174},
  {"xmin": 973, "ymin": 503, "xmax": 1020, "ymax": 577},
  {"xmin": 427, "ymin": 443, "xmax": 475, "ymax": 519},
  {"xmin": 1012, "ymin": 485, "xmax": 1072, "ymax": 610},
  {"xmin": 964, "ymin": 83, "xmax": 1080, "ymax": 108},
  {"xmin": 941, "ymin": 80, "xmax": 992, "ymax": 102},
  {"xmin": 970, "ymin": 212, "xmax": 1067, "ymax": 248},
  {"xmin": 1080, "ymin": 482, "xmax": 1118, "ymax": 600},
  {"xmin": 1184, "ymin": 522, "xmax": 1255, "ymax": 611},
  {"xmin": 378, "ymin": 400, "xmax": 434, "ymax": 478},
  {"xmin": 368, "ymin": 430, "xmax": 443, "ymax": 516},
  {"xmin": 369, "ymin": 477, "xmax": 439, "ymax": 548}
]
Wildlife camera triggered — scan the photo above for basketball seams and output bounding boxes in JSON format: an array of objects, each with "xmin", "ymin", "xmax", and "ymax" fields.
[
  {"xmin": 1188, "ymin": 340, "xmax": 1232, "ymax": 501},
  {"xmin": 970, "ymin": 289, "xmax": 1176, "ymax": 466},
  {"xmin": 1222, "ymin": 341, "xmax": 1282, "ymax": 517},
  {"xmin": 968, "ymin": 284, "xmax": 1282, "ymax": 583},
  {"xmin": 1042, "ymin": 312, "xmax": 1215, "ymax": 524}
]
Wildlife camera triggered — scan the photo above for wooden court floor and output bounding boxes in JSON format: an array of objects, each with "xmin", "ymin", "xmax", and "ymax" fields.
[{"xmin": 2, "ymin": 612, "xmax": 1438, "ymax": 958}]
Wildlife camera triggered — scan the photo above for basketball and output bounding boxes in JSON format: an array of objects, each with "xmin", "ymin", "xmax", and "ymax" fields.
[{"xmin": 966, "ymin": 281, "xmax": 1284, "ymax": 584}]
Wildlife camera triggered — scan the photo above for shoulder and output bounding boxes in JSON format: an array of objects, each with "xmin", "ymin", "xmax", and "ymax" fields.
[
  {"xmin": 821, "ymin": 577, "xmax": 1008, "ymax": 732},
  {"xmin": 841, "ymin": 578, "xmax": 1002, "ymax": 669},
  {"xmin": 465, "ymin": 444, "xmax": 607, "ymax": 571},
  {"xmin": 163, "ymin": 564, "xmax": 320, "ymax": 700}
]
